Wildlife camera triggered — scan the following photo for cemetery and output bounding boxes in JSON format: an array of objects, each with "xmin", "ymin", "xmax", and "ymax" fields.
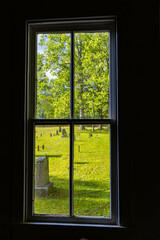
[{"xmin": 34, "ymin": 125, "xmax": 110, "ymax": 217}]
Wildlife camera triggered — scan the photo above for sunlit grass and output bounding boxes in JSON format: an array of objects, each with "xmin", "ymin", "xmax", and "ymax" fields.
[{"xmin": 34, "ymin": 125, "xmax": 110, "ymax": 217}]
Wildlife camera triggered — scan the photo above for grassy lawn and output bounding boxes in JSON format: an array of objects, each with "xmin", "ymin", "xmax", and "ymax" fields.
[{"xmin": 34, "ymin": 125, "xmax": 110, "ymax": 217}]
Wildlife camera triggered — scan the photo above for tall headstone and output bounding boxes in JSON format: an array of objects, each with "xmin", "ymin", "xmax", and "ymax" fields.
[
  {"xmin": 61, "ymin": 129, "xmax": 67, "ymax": 137},
  {"xmin": 35, "ymin": 156, "xmax": 53, "ymax": 198}
]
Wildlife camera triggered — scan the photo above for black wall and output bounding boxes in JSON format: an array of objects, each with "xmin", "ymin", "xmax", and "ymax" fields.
[{"xmin": 1, "ymin": 0, "xmax": 159, "ymax": 239}]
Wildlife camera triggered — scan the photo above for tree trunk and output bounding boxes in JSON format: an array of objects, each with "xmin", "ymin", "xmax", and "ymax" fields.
[
  {"xmin": 92, "ymin": 105, "xmax": 95, "ymax": 131},
  {"xmin": 79, "ymin": 77, "xmax": 85, "ymax": 130},
  {"xmin": 99, "ymin": 124, "xmax": 103, "ymax": 130},
  {"xmin": 79, "ymin": 106, "xmax": 85, "ymax": 130},
  {"xmin": 76, "ymin": 37, "xmax": 85, "ymax": 131},
  {"xmin": 99, "ymin": 107, "xmax": 103, "ymax": 130}
]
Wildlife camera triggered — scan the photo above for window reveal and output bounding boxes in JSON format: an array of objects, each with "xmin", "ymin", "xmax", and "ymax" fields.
[{"xmin": 26, "ymin": 18, "xmax": 117, "ymax": 224}]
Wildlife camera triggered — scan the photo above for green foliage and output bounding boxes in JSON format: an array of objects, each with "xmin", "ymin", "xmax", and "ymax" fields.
[{"xmin": 36, "ymin": 32, "xmax": 110, "ymax": 119}]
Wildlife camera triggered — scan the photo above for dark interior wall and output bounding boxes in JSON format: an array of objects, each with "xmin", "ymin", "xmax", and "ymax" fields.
[{"xmin": 0, "ymin": 0, "xmax": 159, "ymax": 239}]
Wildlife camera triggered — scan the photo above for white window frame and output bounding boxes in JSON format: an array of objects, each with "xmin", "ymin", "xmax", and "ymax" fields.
[{"xmin": 25, "ymin": 16, "xmax": 119, "ymax": 226}]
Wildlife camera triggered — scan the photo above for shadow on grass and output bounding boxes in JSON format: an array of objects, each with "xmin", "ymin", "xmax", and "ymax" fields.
[
  {"xmin": 35, "ymin": 176, "xmax": 110, "ymax": 216},
  {"xmin": 74, "ymin": 161, "xmax": 89, "ymax": 165},
  {"xmin": 35, "ymin": 154, "xmax": 62, "ymax": 158},
  {"xmin": 49, "ymin": 176, "xmax": 110, "ymax": 199}
]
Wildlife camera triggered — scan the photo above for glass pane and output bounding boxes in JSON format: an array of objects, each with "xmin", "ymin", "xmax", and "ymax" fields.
[
  {"xmin": 36, "ymin": 33, "xmax": 71, "ymax": 119},
  {"xmin": 74, "ymin": 124, "xmax": 110, "ymax": 217},
  {"xmin": 74, "ymin": 32, "xmax": 110, "ymax": 119},
  {"xmin": 34, "ymin": 125, "xmax": 70, "ymax": 215}
]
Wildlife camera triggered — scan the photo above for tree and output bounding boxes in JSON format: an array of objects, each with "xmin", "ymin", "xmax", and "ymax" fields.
[
  {"xmin": 36, "ymin": 32, "xmax": 110, "ymax": 126},
  {"xmin": 37, "ymin": 34, "xmax": 71, "ymax": 119},
  {"xmin": 37, "ymin": 53, "xmax": 54, "ymax": 118}
]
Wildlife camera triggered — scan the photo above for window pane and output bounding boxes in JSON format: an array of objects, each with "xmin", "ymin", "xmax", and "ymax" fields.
[
  {"xmin": 34, "ymin": 125, "xmax": 70, "ymax": 215},
  {"xmin": 36, "ymin": 33, "xmax": 71, "ymax": 119},
  {"xmin": 74, "ymin": 124, "xmax": 110, "ymax": 217},
  {"xmin": 74, "ymin": 32, "xmax": 110, "ymax": 119}
]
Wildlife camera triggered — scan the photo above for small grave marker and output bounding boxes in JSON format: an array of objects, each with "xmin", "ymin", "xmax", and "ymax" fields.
[
  {"xmin": 61, "ymin": 129, "xmax": 67, "ymax": 138},
  {"xmin": 89, "ymin": 132, "xmax": 93, "ymax": 138}
]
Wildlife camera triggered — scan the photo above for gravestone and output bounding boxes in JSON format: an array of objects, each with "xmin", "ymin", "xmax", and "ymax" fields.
[
  {"xmin": 35, "ymin": 156, "xmax": 53, "ymax": 198},
  {"xmin": 56, "ymin": 130, "xmax": 58, "ymax": 135},
  {"xmin": 89, "ymin": 132, "xmax": 92, "ymax": 137},
  {"xmin": 61, "ymin": 129, "xmax": 67, "ymax": 137}
]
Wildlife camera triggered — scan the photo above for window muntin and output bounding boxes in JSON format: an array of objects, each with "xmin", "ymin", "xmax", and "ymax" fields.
[{"xmin": 26, "ymin": 18, "xmax": 117, "ymax": 225}]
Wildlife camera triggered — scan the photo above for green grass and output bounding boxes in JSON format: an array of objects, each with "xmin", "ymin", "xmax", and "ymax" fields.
[{"xmin": 34, "ymin": 125, "xmax": 110, "ymax": 217}]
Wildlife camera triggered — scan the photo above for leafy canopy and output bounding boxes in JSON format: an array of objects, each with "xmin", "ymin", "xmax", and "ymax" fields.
[{"xmin": 36, "ymin": 32, "xmax": 110, "ymax": 119}]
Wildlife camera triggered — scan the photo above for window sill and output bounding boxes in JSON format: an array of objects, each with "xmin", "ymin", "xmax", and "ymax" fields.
[
  {"xmin": 11, "ymin": 222, "xmax": 135, "ymax": 240},
  {"xmin": 12, "ymin": 221, "xmax": 129, "ymax": 229}
]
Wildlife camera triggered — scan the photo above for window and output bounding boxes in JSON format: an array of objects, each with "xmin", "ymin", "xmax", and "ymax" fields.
[{"xmin": 25, "ymin": 17, "xmax": 118, "ymax": 225}]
